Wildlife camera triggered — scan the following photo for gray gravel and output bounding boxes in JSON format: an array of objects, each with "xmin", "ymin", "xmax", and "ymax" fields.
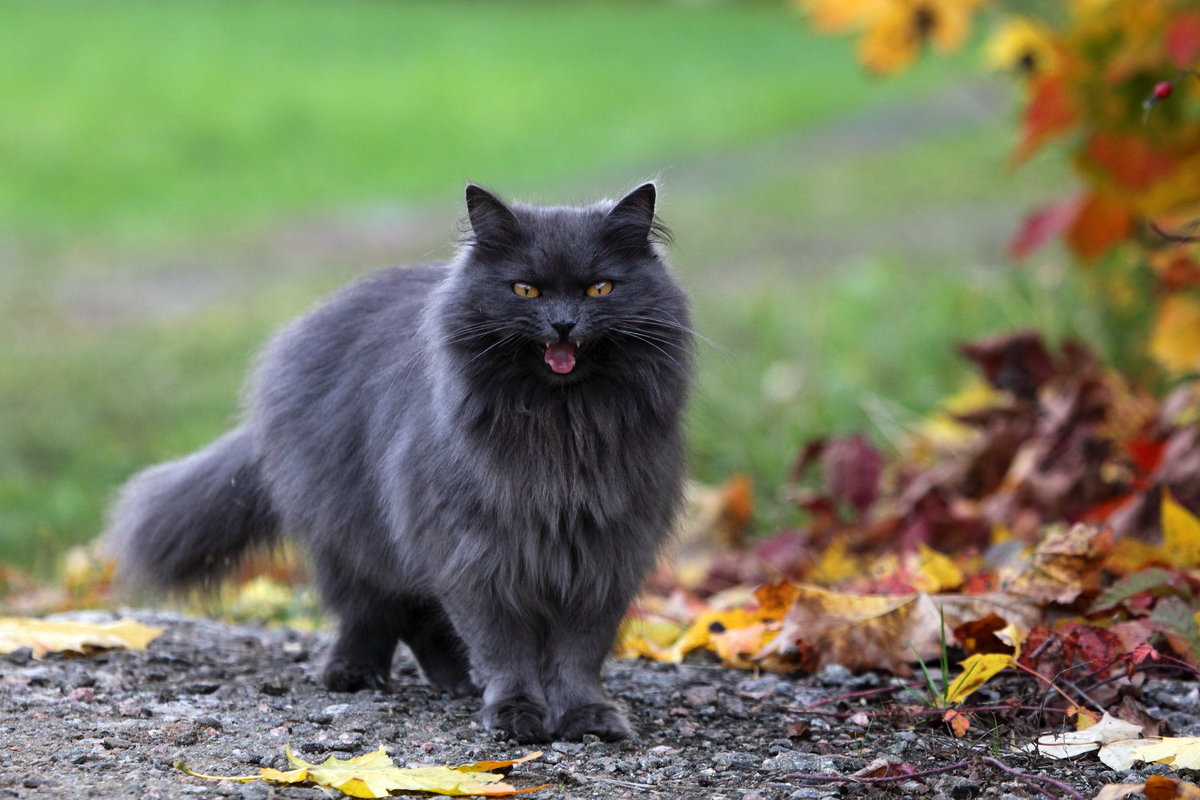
[{"xmin": 1, "ymin": 611, "xmax": 1195, "ymax": 799}]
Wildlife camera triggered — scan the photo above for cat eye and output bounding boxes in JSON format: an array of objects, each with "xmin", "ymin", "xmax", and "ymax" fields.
[
  {"xmin": 586, "ymin": 280, "xmax": 614, "ymax": 297},
  {"xmin": 512, "ymin": 282, "xmax": 541, "ymax": 298}
]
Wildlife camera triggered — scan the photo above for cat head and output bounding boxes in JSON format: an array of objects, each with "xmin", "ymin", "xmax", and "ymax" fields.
[{"xmin": 438, "ymin": 183, "xmax": 690, "ymax": 388}]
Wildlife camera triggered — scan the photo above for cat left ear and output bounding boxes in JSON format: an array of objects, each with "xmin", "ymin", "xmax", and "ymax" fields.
[
  {"xmin": 604, "ymin": 183, "xmax": 657, "ymax": 244},
  {"xmin": 465, "ymin": 184, "xmax": 521, "ymax": 251}
]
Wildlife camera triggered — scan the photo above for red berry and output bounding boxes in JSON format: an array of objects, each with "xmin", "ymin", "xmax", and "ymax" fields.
[{"xmin": 1154, "ymin": 81, "xmax": 1174, "ymax": 101}]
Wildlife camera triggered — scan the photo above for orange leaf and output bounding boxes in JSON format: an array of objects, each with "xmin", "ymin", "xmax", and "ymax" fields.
[
  {"xmin": 943, "ymin": 709, "xmax": 971, "ymax": 737},
  {"xmin": 1084, "ymin": 133, "xmax": 1176, "ymax": 194},
  {"xmin": 1014, "ymin": 75, "xmax": 1077, "ymax": 162},
  {"xmin": 1065, "ymin": 192, "xmax": 1133, "ymax": 261}
]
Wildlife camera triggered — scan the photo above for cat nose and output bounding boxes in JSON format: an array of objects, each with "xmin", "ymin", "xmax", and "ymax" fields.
[{"xmin": 551, "ymin": 320, "xmax": 576, "ymax": 338}]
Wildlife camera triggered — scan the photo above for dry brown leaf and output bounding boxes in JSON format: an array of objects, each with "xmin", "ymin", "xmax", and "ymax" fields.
[
  {"xmin": 997, "ymin": 523, "xmax": 1111, "ymax": 604},
  {"xmin": 759, "ymin": 586, "xmax": 917, "ymax": 674}
]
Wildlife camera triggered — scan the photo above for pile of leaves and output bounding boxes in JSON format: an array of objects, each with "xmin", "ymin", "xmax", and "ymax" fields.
[{"xmin": 623, "ymin": 331, "xmax": 1200, "ymax": 726}]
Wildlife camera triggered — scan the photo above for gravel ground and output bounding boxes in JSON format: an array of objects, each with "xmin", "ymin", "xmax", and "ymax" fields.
[{"xmin": 2, "ymin": 611, "xmax": 1197, "ymax": 800}]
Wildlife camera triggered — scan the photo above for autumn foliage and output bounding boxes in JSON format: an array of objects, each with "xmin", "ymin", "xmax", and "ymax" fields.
[
  {"xmin": 625, "ymin": 330, "xmax": 1200, "ymax": 733},
  {"xmin": 798, "ymin": 0, "xmax": 1200, "ymax": 375}
]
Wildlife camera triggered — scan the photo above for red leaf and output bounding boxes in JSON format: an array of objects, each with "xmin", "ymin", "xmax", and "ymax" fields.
[
  {"xmin": 1084, "ymin": 133, "xmax": 1175, "ymax": 193},
  {"xmin": 822, "ymin": 435, "xmax": 882, "ymax": 516},
  {"xmin": 1014, "ymin": 76, "xmax": 1077, "ymax": 162},
  {"xmin": 1166, "ymin": 13, "xmax": 1200, "ymax": 68},
  {"xmin": 1009, "ymin": 195, "xmax": 1083, "ymax": 260},
  {"xmin": 958, "ymin": 330, "xmax": 1057, "ymax": 398}
]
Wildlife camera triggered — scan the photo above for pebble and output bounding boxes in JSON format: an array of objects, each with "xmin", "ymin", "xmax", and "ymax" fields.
[{"xmin": 759, "ymin": 750, "xmax": 826, "ymax": 773}]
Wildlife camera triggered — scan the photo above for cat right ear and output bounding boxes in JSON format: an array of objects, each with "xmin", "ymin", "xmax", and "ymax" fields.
[{"xmin": 465, "ymin": 184, "xmax": 521, "ymax": 252}]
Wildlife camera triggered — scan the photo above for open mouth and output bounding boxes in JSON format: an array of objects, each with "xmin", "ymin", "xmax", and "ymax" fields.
[{"xmin": 543, "ymin": 340, "xmax": 579, "ymax": 374}]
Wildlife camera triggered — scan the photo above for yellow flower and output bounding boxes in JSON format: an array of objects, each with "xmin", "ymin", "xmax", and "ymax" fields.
[
  {"xmin": 857, "ymin": 0, "xmax": 988, "ymax": 75},
  {"xmin": 797, "ymin": 0, "xmax": 887, "ymax": 33},
  {"xmin": 986, "ymin": 17, "xmax": 1061, "ymax": 77}
]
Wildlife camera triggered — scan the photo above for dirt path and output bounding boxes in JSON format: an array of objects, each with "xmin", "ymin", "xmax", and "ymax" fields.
[{"xmin": 3, "ymin": 611, "xmax": 1195, "ymax": 799}]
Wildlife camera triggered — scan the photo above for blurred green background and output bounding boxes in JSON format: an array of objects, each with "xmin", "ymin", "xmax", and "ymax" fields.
[{"xmin": 1, "ymin": 0, "xmax": 1095, "ymax": 572}]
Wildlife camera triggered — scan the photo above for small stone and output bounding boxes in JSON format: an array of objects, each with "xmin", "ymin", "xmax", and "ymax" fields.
[
  {"xmin": 683, "ymin": 686, "xmax": 719, "ymax": 707},
  {"xmin": 551, "ymin": 741, "xmax": 584, "ymax": 755},
  {"xmin": 938, "ymin": 775, "xmax": 981, "ymax": 799},
  {"xmin": 815, "ymin": 664, "xmax": 852, "ymax": 685},
  {"xmin": 761, "ymin": 751, "xmax": 826, "ymax": 774},
  {"xmin": 713, "ymin": 751, "xmax": 759, "ymax": 769}
]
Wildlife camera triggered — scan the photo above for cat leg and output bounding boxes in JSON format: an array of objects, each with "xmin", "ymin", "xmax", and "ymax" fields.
[
  {"xmin": 543, "ymin": 597, "xmax": 632, "ymax": 741},
  {"xmin": 397, "ymin": 597, "xmax": 477, "ymax": 697},
  {"xmin": 440, "ymin": 591, "xmax": 552, "ymax": 743},
  {"xmin": 323, "ymin": 613, "xmax": 401, "ymax": 692}
]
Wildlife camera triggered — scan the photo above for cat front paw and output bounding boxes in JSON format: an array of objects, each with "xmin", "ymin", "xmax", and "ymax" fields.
[
  {"xmin": 322, "ymin": 658, "xmax": 390, "ymax": 693},
  {"xmin": 556, "ymin": 703, "xmax": 631, "ymax": 742},
  {"xmin": 481, "ymin": 697, "xmax": 552, "ymax": 743}
]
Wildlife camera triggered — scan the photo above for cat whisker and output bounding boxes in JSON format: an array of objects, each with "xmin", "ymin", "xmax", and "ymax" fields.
[{"xmin": 619, "ymin": 313, "xmax": 724, "ymax": 354}]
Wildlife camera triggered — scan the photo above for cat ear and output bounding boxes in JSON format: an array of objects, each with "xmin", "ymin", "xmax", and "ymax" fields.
[
  {"xmin": 603, "ymin": 183, "xmax": 665, "ymax": 251},
  {"xmin": 465, "ymin": 184, "xmax": 521, "ymax": 251}
]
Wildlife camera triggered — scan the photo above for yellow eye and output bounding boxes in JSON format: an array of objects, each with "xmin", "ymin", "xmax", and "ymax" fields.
[
  {"xmin": 512, "ymin": 282, "xmax": 540, "ymax": 298},
  {"xmin": 586, "ymin": 280, "xmax": 613, "ymax": 297}
]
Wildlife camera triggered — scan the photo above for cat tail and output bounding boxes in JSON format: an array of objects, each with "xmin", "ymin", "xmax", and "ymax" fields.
[{"xmin": 102, "ymin": 426, "xmax": 281, "ymax": 592}]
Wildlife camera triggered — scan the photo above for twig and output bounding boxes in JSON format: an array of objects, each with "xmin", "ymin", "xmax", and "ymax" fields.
[
  {"xmin": 789, "ymin": 759, "xmax": 971, "ymax": 784},
  {"xmin": 795, "ymin": 683, "xmax": 914, "ymax": 710},
  {"xmin": 569, "ymin": 773, "xmax": 664, "ymax": 791},
  {"xmin": 785, "ymin": 703, "xmax": 1070, "ymax": 719},
  {"xmin": 981, "ymin": 757, "xmax": 1086, "ymax": 800},
  {"xmin": 1150, "ymin": 220, "xmax": 1200, "ymax": 244},
  {"xmin": 789, "ymin": 755, "xmax": 1087, "ymax": 799}
]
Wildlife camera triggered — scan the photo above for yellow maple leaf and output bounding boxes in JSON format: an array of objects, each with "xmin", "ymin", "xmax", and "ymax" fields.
[
  {"xmin": 941, "ymin": 623, "xmax": 1023, "ymax": 705},
  {"xmin": 910, "ymin": 544, "xmax": 964, "ymax": 593},
  {"xmin": 0, "ymin": 617, "xmax": 163, "ymax": 657},
  {"xmin": 1131, "ymin": 737, "xmax": 1200, "ymax": 770},
  {"xmin": 1161, "ymin": 488, "xmax": 1200, "ymax": 568},
  {"xmin": 1151, "ymin": 295, "xmax": 1200, "ymax": 376},
  {"xmin": 179, "ymin": 747, "xmax": 545, "ymax": 798}
]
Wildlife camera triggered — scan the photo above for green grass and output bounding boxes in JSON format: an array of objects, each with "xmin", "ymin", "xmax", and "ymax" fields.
[
  {"xmin": 0, "ymin": 0, "xmax": 1092, "ymax": 572},
  {"xmin": 0, "ymin": 0, "xmax": 959, "ymax": 253}
]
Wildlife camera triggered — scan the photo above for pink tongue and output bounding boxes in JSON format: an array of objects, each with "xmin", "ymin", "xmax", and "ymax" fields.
[{"xmin": 544, "ymin": 341, "xmax": 577, "ymax": 374}]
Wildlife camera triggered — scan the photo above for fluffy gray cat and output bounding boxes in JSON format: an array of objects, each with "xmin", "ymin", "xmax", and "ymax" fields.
[{"xmin": 104, "ymin": 183, "xmax": 693, "ymax": 743}]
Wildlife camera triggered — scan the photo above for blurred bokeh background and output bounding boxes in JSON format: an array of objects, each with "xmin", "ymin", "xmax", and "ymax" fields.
[{"xmin": 1, "ymin": 0, "xmax": 1095, "ymax": 573}]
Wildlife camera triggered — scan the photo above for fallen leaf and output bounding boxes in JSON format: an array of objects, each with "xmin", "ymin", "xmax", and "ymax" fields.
[
  {"xmin": 0, "ymin": 617, "xmax": 163, "ymax": 657},
  {"xmin": 179, "ymin": 746, "xmax": 545, "ymax": 798},
  {"xmin": 1091, "ymin": 567, "xmax": 1187, "ymax": 613},
  {"xmin": 1131, "ymin": 737, "xmax": 1200, "ymax": 770},
  {"xmin": 998, "ymin": 523, "xmax": 1111, "ymax": 605},
  {"xmin": 760, "ymin": 586, "xmax": 917, "ymax": 674},
  {"xmin": 1094, "ymin": 776, "xmax": 1200, "ymax": 800},
  {"xmin": 942, "ymin": 652, "xmax": 1014, "ymax": 705},
  {"xmin": 1161, "ymin": 488, "xmax": 1200, "ymax": 568},
  {"xmin": 944, "ymin": 708, "xmax": 971, "ymax": 737},
  {"xmin": 1033, "ymin": 712, "xmax": 1143, "ymax": 760}
]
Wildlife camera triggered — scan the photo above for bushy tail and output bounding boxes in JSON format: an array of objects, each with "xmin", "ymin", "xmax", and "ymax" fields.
[{"xmin": 103, "ymin": 427, "xmax": 280, "ymax": 591}]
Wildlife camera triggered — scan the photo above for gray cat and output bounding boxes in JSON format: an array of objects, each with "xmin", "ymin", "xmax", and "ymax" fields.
[{"xmin": 104, "ymin": 183, "xmax": 693, "ymax": 743}]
